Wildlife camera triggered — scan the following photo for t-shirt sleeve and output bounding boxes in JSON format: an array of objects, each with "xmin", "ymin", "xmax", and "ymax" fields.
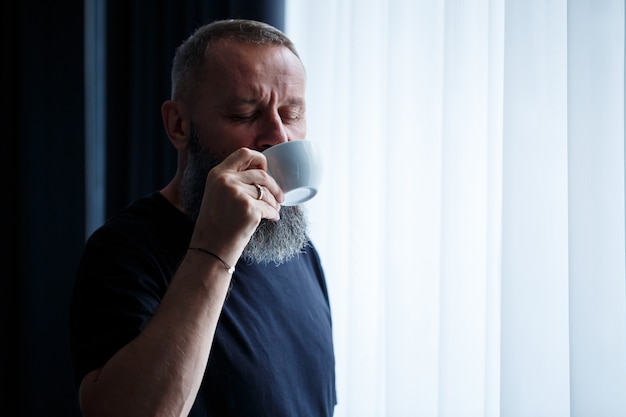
[{"xmin": 69, "ymin": 224, "xmax": 166, "ymax": 387}]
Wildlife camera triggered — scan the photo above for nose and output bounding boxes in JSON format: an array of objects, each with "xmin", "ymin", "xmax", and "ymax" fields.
[{"xmin": 256, "ymin": 110, "xmax": 289, "ymax": 150}]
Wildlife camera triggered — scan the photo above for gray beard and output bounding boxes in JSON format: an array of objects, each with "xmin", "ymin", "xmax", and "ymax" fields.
[{"xmin": 180, "ymin": 137, "xmax": 310, "ymax": 266}]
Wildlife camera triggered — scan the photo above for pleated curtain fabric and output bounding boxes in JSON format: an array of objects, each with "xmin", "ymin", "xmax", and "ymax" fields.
[{"xmin": 285, "ymin": 0, "xmax": 626, "ymax": 415}]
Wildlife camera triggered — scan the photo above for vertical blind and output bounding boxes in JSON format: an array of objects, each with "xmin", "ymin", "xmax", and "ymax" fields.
[{"xmin": 285, "ymin": 0, "xmax": 626, "ymax": 416}]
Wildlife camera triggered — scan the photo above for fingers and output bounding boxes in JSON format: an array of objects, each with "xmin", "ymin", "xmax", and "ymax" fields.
[
  {"xmin": 247, "ymin": 183, "xmax": 278, "ymax": 222},
  {"xmin": 203, "ymin": 148, "xmax": 284, "ymax": 224},
  {"xmin": 253, "ymin": 183, "xmax": 265, "ymax": 201},
  {"xmin": 220, "ymin": 148, "xmax": 285, "ymax": 206}
]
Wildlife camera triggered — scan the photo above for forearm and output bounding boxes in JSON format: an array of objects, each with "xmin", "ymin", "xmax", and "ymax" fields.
[
  {"xmin": 78, "ymin": 149, "xmax": 282, "ymax": 416},
  {"xmin": 79, "ymin": 250, "xmax": 233, "ymax": 417}
]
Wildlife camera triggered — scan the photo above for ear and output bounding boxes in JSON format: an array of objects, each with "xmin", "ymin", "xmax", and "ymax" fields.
[{"xmin": 161, "ymin": 100, "xmax": 190, "ymax": 151}]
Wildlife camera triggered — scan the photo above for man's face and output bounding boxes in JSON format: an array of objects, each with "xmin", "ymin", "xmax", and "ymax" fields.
[
  {"xmin": 180, "ymin": 42, "xmax": 311, "ymax": 265},
  {"xmin": 190, "ymin": 41, "xmax": 307, "ymax": 158}
]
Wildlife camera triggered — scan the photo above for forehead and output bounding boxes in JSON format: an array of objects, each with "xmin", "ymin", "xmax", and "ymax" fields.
[{"xmin": 200, "ymin": 41, "xmax": 306, "ymax": 101}]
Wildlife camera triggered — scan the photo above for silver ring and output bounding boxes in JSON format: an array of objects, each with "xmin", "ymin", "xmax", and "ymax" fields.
[{"xmin": 255, "ymin": 183, "xmax": 264, "ymax": 201}]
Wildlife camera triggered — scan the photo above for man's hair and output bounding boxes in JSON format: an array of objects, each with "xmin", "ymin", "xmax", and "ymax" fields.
[{"xmin": 170, "ymin": 19, "xmax": 300, "ymax": 102}]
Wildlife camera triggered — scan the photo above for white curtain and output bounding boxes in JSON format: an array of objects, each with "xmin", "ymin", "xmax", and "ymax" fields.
[{"xmin": 285, "ymin": 0, "xmax": 626, "ymax": 416}]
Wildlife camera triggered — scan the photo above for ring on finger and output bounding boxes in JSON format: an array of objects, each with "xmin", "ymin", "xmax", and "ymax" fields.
[{"xmin": 254, "ymin": 183, "xmax": 265, "ymax": 201}]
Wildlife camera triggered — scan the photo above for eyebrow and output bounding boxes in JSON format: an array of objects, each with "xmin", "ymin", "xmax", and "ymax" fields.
[{"xmin": 227, "ymin": 97, "xmax": 305, "ymax": 108}]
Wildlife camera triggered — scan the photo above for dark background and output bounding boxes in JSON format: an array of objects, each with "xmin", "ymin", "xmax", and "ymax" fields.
[{"xmin": 2, "ymin": 1, "xmax": 284, "ymax": 415}]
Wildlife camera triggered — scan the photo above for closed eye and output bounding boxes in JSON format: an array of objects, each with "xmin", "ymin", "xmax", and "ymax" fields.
[
  {"xmin": 229, "ymin": 112, "xmax": 257, "ymax": 122},
  {"xmin": 280, "ymin": 108, "xmax": 305, "ymax": 123}
]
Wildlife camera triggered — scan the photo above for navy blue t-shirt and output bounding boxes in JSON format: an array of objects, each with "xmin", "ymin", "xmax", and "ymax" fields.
[{"xmin": 70, "ymin": 192, "xmax": 336, "ymax": 416}]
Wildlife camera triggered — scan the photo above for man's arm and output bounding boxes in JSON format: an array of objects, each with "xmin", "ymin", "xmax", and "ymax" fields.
[
  {"xmin": 78, "ymin": 148, "xmax": 283, "ymax": 417},
  {"xmin": 79, "ymin": 252, "xmax": 232, "ymax": 417}
]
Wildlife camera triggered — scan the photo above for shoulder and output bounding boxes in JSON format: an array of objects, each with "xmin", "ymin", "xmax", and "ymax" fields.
[
  {"xmin": 76, "ymin": 192, "xmax": 192, "ymax": 286},
  {"xmin": 88, "ymin": 192, "xmax": 190, "ymax": 246}
]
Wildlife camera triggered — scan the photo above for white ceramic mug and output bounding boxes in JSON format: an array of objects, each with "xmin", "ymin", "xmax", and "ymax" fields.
[{"xmin": 262, "ymin": 140, "xmax": 322, "ymax": 206}]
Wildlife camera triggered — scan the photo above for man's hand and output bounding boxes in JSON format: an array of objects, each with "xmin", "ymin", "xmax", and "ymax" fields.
[{"xmin": 189, "ymin": 147, "xmax": 285, "ymax": 267}]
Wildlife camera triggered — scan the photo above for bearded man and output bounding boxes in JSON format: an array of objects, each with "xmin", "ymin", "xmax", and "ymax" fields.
[{"xmin": 69, "ymin": 19, "xmax": 336, "ymax": 417}]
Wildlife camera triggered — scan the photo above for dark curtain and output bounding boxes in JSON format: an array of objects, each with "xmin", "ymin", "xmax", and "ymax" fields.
[
  {"xmin": 104, "ymin": 0, "xmax": 286, "ymax": 214},
  {"xmin": 2, "ymin": 1, "xmax": 284, "ymax": 415}
]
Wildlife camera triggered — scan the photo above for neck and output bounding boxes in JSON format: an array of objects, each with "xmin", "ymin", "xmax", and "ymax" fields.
[{"xmin": 160, "ymin": 173, "xmax": 186, "ymax": 213}]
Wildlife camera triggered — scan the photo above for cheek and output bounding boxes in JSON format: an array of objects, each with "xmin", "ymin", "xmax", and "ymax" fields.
[
  {"xmin": 205, "ymin": 125, "xmax": 258, "ymax": 156},
  {"xmin": 288, "ymin": 119, "xmax": 307, "ymax": 139}
]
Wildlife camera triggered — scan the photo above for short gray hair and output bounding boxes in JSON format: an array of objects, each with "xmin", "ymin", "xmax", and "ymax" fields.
[{"xmin": 171, "ymin": 19, "xmax": 301, "ymax": 102}]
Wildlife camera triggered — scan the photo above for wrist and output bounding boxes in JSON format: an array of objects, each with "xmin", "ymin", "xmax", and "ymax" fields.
[{"xmin": 188, "ymin": 247, "xmax": 235, "ymax": 274}]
